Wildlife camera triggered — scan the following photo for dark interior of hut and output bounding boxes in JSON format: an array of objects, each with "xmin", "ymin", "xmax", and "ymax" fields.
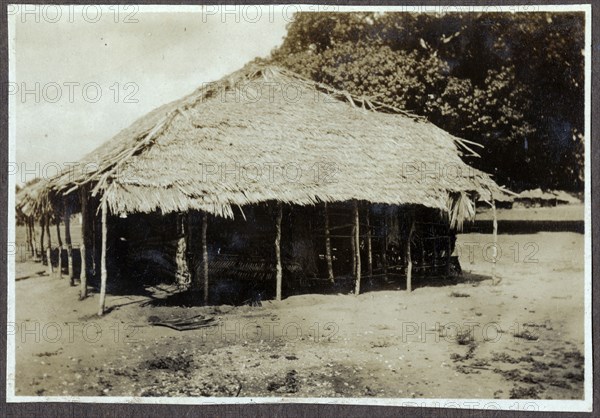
[{"xmin": 88, "ymin": 201, "xmax": 459, "ymax": 306}]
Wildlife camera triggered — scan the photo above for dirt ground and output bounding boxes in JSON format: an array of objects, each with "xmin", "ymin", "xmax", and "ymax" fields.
[{"xmin": 12, "ymin": 211, "xmax": 585, "ymax": 400}]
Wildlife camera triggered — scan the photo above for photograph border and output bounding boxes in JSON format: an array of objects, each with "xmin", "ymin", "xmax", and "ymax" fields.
[{"xmin": 1, "ymin": 1, "xmax": 597, "ymax": 415}]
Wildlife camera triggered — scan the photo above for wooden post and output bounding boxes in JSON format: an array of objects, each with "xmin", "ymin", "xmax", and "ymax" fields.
[
  {"xmin": 184, "ymin": 213, "xmax": 193, "ymax": 290},
  {"xmin": 382, "ymin": 213, "xmax": 388, "ymax": 278},
  {"xmin": 80, "ymin": 189, "xmax": 88, "ymax": 298},
  {"xmin": 324, "ymin": 202, "xmax": 334, "ymax": 282},
  {"xmin": 29, "ymin": 217, "xmax": 37, "ymax": 258},
  {"xmin": 406, "ymin": 218, "xmax": 415, "ymax": 292},
  {"xmin": 275, "ymin": 203, "xmax": 283, "ymax": 301},
  {"xmin": 98, "ymin": 197, "xmax": 108, "ymax": 316},
  {"xmin": 421, "ymin": 230, "xmax": 425, "ymax": 274},
  {"xmin": 202, "ymin": 212, "xmax": 209, "ymax": 305},
  {"xmin": 353, "ymin": 201, "xmax": 361, "ymax": 295},
  {"xmin": 24, "ymin": 217, "xmax": 31, "ymax": 258},
  {"xmin": 45, "ymin": 216, "xmax": 53, "ymax": 275},
  {"xmin": 350, "ymin": 216, "xmax": 356, "ymax": 277},
  {"xmin": 491, "ymin": 194, "xmax": 498, "ymax": 285},
  {"xmin": 366, "ymin": 207, "xmax": 373, "ymax": 278},
  {"xmin": 55, "ymin": 215, "xmax": 63, "ymax": 279},
  {"xmin": 90, "ymin": 197, "xmax": 97, "ymax": 277},
  {"xmin": 39, "ymin": 217, "xmax": 45, "ymax": 264},
  {"xmin": 446, "ymin": 235, "xmax": 452, "ymax": 278},
  {"xmin": 432, "ymin": 225, "xmax": 437, "ymax": 274},
  {"xmin": 64, "ymin": 202, "xmax": 74, "ymax": 284}
]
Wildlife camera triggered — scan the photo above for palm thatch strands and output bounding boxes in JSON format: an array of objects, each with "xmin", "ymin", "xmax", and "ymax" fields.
[
  {"xmin": 41, "ymin": 65, "xmax": 505, "ymax": 220},
  {"xmin": 447, "ymin": 192, "xmax": 476, "ymax": 231},
  {"xmin": 176, "ymin": 223, "xmax": 191, "ymax": 289}
]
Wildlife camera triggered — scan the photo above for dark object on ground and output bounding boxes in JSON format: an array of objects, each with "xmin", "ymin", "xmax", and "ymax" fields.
[
  {"xmin": 450, "ymin": 291, "xmax": 470, "ymax": 298},
  {"xmin": 150, "ymin": 314, "xmax": 217, "ymax": 331},
  {"xmin": 145, "ymin": 354, "xmax": 194, "ymax": 372},
  {"xmin": 513, "ymin": 330, "xmax": 539, "ymax": 341},
  {"xmin": 509, "ymin": 386, "xmax": 540, "ymax": 399},
  {"xmin": 267, "ymin": 370, "xmax": 299, "ymax": 393},
  {"xmin": 449, "ymin": 256, "xmax": 462, "ymax": 276}
]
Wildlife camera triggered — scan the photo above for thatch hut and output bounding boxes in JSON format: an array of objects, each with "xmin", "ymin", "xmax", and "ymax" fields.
[
  {"xmin": 30, "ymin": 64, "xmax": 506, "ymax": 314},
  {"xmin": 515, "ymin": 188, "xmax": 581, "ymax": 207},
  {"xmin": 475, "ymin": 189, "xmax": 515, "ymax": 209},
  {"xmin": 16, "ymin": 178, "xmax": 58, "ymax": 267}
]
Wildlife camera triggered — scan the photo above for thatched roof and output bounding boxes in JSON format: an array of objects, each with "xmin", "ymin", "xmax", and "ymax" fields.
[
  {"xmin": 516, "ymin": 188, "xmax": 553, "ymax": 200},
  {"xmin": 16, "ymin": 178, "xmax": 53, "ymax": 219},
  {"xmin": 516, "ymin": 188, "xmax": 580, "ymax": 204},
  {"xmin": 46, "ymin": 64, "xmax": 503, "ymax": 219},
  {"xmin": 550, "ymin": 190, "xmax": 581, "ymax": 204}
]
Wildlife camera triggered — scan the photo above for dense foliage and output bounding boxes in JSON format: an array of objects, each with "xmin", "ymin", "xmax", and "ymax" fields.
[{"xmin": 270, "ymin": 12, "xmax": 585, "ymax": 192}]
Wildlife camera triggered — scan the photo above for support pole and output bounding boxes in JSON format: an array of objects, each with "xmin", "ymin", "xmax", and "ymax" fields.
[
  {"xmin": 64, "ymin": 202, "xmax": 74, "ymax": 285},
  {"xmin": 91, "ymin": 197, "xmax": 97, "ymax": 277},
  {"xmin": 55, "ymin": 215, "xmax": 63, "ymax": 279},
  {"xmin": 275, "ymin": 203, "xmax": 283, "ymax": 301},
  {"xmin": 29, "ymin": 217, "xmax": 37, "ymax": 259},
  {"xmin": 366, "ymin": 207, "xmax": 373, "ymax": 278},
  {"xmin": 421, "ymin": 232, "xmax": 425, "ymax": 274},
  {"xmin": 25, "ymin": 217, "xmax": 32, "ymax": 258},
  {"xmin": 324, "ymin": 202, "xmax": 334, "ymax": 282},
  {"xmin": 491, "ymin": 194, "xmax": 498, "ymax": 285},
  {"xmin": 406, "ymin": 217, "xmax": 415, "ymax": 292},
  {"xmin": 98, "ymin": 197, "xmax": 108, "ymax": 316},
  {"xmin": 39, "ymin": 217, "xmax": 45, "ymax": 264},
  {"xmin": 80, "ymin": 189, "xmax": 88, "ymax": 298},
  {"xmin": 432, "ymin": 225, "xmax": 437, "ymax": 273},
  {"xmin": 202, "ymin": 212, "xmax": 209, "ymax": 305},
  {"xmin": 446, "ymin": 235, "xmax": 452, "ymax": 278},
  {"xmin": 353, "ymin": 201, "xmax": 361, "ymax": 295},
  {"xmin": 45, "ymin": 216, "xmax": 53, "ymax": 275},
  {"xmin": 382, "ymin": 213, "xmax": 388, "ymax": 279},
  {"xmin": 350, "ymin": 216, "xmax": 356, "ymax": 276}
]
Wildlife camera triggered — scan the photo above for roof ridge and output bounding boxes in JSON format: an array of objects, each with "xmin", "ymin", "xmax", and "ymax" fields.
[{"xmin": 24, "ymin": 62, "xmax": 503, "ymax": 219}]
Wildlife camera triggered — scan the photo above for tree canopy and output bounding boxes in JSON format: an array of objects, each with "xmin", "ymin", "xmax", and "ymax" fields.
[{"xmin": 269, "ymin": 12, "xmax": 585, "ymax": 192}]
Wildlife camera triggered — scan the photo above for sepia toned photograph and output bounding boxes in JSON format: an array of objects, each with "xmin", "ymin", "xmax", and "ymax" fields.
[{"xmin": 6, "ymin": 4, "xmax": 592, "ymax": 412}]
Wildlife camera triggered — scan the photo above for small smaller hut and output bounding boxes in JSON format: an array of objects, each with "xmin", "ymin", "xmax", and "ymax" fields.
[
  {"xmin": 515, "ymin": 189, "xmax": 581, "ymax": 208},
  {"xmin": 16, "ymin": 178, "xmax": 53, "ymax": 267}
]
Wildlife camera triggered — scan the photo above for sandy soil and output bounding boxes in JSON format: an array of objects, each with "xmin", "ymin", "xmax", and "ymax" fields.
[{"xmin": 12, "ymin": 228, "xmax": 584, "ymax": 400}]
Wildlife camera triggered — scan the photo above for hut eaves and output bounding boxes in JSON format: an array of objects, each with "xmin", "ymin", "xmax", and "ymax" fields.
[{"xmin": 45, "ymin": 65, "xmax": 505, "ymax": 219}]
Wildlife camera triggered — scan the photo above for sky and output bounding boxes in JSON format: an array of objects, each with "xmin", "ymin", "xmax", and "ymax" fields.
[{"xmin": 11, "ymin": 6, "xmax": 289, "ymax": 184}]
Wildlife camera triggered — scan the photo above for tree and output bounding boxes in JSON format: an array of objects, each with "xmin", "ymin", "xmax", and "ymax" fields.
[{"xmin": 270, "ymin": 12, "xmax": 585, "ymax": 192}]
